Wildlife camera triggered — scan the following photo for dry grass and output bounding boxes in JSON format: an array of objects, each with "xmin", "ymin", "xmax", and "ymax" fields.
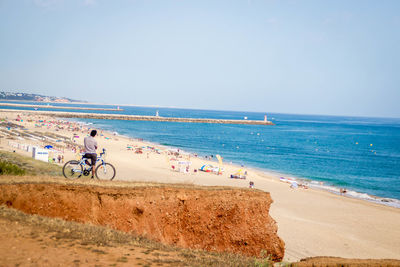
[
  {"xmin": 0, "ymin": 150, "xmax": 62, "ymax": 176},
  {"xmin": 0, "ymin": 174, "xmax": 259, "ymax": 195}
]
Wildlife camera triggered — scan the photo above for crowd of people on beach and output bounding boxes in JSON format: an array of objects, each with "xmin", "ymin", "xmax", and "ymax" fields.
[
  {"xmin": 2, "ymin": 112, "xmax": 318, "ymax": 192},
  {"xmin": 1, "ymin": 113, "xmax": 102, "ymax": 164},
  {"xmin": 3, "ymin": 113, "xmax": 256, "ymax": 186}
]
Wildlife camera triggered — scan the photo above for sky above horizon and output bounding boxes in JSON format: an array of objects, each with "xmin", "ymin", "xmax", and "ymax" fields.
[{"xmin": 1, "ymin": 0, "xmax": 399, "ymax": 118}]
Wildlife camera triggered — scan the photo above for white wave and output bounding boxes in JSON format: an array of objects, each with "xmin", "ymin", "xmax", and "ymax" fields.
[{"xmin": 307, "ymin": 182, "xmax": 400, "ymax": 208}]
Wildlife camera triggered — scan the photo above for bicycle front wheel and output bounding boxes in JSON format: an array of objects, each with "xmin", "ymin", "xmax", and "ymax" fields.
[
  {"xmin": 63, "ymin": 160, "xmax": 83, "ymax": 179},
  {"xmin": 95, "ymin": 163, "xmax": 116, "ymax": 180}
]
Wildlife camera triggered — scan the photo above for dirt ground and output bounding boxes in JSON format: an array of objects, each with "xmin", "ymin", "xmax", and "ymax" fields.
[
  {"xmin": 295, "ymin": 257, "xmax": 400, "ymax": 267},
  {"xmin": 0, "ymin": 213, "xmax": 181, "ymax": 267}
]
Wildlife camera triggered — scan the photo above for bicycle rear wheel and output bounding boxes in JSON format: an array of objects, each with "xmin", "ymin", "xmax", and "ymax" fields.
[
  {"xmin": 95, "ymin": 163, "xmax": 116, "ymax": 180},
  {"xmin": 63, "ymin": 160, "xmax": 83, "ymax": 179}
]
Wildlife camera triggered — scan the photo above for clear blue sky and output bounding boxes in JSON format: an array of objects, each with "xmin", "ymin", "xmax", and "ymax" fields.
[{"xmin": 1, "ymin": 0, "xmax": 399, "ymax": 117}]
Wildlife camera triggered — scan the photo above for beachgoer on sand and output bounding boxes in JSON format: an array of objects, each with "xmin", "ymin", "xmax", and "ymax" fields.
[
  {"xmin": 249, "ymin": 181, "xmax": 254, "ymax": 188},
  {"xmin": 84, "ymin": 130, "xmax": 98, "ymax": 178},
  {"xmin": 290, "ymin": 181, "xmax": 298, "ymax": 189}
]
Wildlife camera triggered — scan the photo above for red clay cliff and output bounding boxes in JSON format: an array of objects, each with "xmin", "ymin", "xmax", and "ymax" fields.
[{"xmin": 0, "ymin": 183, "xmax": 285, "ymax": 261}]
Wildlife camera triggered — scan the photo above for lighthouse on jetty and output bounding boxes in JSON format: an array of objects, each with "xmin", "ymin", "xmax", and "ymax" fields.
[{"xmin": 1, "ymin": 109, "xmax": 274, "ymax": 125}]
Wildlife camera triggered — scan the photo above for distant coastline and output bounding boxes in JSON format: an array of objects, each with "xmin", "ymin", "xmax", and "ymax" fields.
[
  {"xmin": 0, "ymin": 91, "xmax": 81, "ymax": 103},
  {"xmin": 0, "ymin": 103, "xmax": 123, "ymax": 111}
]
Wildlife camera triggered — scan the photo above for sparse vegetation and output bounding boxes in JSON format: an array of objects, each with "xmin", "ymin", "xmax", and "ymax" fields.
[
  {"xmin": 0, "ymin": 150, "xmax": 62, "ymax": 176},
  {"xmin": 116, "ymin": 256, "xmax": 128, "ymax": 262},
  {"xmin": 0, "ymin": 160, "xmax": 26, "ymax": 175},
  {"xmin": 254, "ymin": 250, "xmax": 273, "ymax": 267}
]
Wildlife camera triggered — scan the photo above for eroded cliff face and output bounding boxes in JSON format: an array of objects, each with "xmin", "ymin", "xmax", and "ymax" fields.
[{"xmin": 0, "ymin": 183, "xmax": 285, "ymax": 261}]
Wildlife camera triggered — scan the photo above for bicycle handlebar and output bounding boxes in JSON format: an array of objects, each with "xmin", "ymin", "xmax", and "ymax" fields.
[{"xmin": 80, "ymin": 148, "xmax": 106, "ymax": 158}]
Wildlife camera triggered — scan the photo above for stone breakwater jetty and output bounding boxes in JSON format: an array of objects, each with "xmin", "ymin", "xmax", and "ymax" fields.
[
  {"xmin": 0, "ymin": 103, "xmax": 123, "ymax": 111},
  {"xmin": 0, "ymin": 109, "xmax": 274, "ymax": 125}
]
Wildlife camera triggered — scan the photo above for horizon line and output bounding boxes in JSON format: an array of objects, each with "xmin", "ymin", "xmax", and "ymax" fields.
[{"xmin": 0, "ymin": 99, "xmax": 399, "ymax": 120}]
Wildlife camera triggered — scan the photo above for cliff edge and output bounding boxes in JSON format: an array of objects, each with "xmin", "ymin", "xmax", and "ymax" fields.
[{"xmin": 0, "ymin": 182, "xmax": 285, "ymax": 261}]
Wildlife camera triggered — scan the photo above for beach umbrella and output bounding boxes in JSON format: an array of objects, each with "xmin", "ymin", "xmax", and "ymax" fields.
[
  {"xmin": 216, "ymin": 154, "xmax": 223, "ymax": 172},
  {"xmin": 44, "ymin": 145, "xmax": 53, "ymax": 149},
  {"xmin": 200, "ymin": 164, "xmax": 213, "ymax": 171},
  {"xmin": 216, "ymin": 154, "xmax": 223, "ymax": 165}
]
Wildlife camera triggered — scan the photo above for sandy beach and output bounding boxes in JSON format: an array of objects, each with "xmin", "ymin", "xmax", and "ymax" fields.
[{"xmin": 1, "ymin": 110, "xmax": 399, "ymax": 262}]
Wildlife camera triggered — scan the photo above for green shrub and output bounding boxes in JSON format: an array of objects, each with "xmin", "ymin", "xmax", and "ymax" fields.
[{"xmin": 0, "ymin": 160, "xmax": 26, "ymax": 175}]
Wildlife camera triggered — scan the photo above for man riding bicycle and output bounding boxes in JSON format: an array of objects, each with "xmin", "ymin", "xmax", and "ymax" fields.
[{"xmin": 84, "ymin": 129, "xmax": 98, "ymax": 178}]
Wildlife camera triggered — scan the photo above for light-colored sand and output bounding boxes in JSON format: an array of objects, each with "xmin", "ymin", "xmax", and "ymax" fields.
[{"xmin": 1, "ymin": 110, "xmax": 399, "ymax": 262}]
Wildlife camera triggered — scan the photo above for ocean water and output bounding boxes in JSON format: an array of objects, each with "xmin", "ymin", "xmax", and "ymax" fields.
[{"xmin": 2, "ymin": 102, "xmax": 400, "ymax": 207}]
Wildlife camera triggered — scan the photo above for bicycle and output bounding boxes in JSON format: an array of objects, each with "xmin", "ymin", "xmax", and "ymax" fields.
[{"xmin": 62, "ymin": 148, "xmax": 116, "ymax": 180}]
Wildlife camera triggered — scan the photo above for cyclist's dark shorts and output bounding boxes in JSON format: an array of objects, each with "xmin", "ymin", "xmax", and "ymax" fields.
[{"xmin": 84, "ymin": 153, "xmax": 97, "ymax": 166}]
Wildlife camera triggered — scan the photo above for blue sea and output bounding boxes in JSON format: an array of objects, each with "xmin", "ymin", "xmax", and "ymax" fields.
[{"xmin": 2, "ymin": 101, "xmax": 400, "ymax": 207}]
